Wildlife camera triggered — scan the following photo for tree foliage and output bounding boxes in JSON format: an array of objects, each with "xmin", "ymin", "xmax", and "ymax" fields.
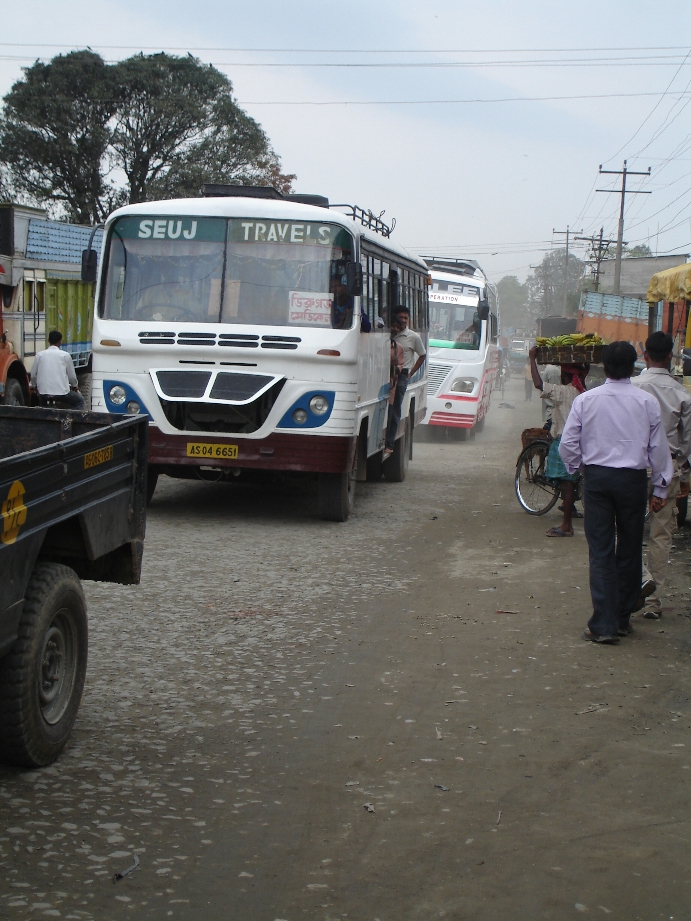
[
  {"xmin": 495, "ymin": 275, "xmax": 529, "ymax": 330},
  {"xmin": 0, "ymin": 51, "xmax": 295, "ymax": 223},
  {"xmin": 526, "ymin": 249, "xmax": 585, "ymax": 319}
]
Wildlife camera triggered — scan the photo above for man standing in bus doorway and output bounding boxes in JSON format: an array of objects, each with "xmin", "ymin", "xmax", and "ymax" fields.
[
  {"xmin": 632, "ymin": 331, "xmax": 691, "ymax": 620},
  {"xmin": 384, "ymin": 306, "xmax": 426, "ymax": 459},
  {"xmin": 528, "ymin": 346, "xmax": 587, "ymax": 537},
  {"xmin": 30, "ymin": 330, "xmax": 86, "ymax": 410}
]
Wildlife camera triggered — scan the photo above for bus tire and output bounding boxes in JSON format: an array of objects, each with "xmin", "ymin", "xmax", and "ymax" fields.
[
  {"xmin": 318, "ymin": 467, "xmax": 356, "ymax": 522},
  {"xmin": 366, "ymin": 450, "xmax": 384, "ymax": 481},
  {"xmin": 475, "ymin": 415, "xmax": 485, "ymax": 433},
  {"xmin": 146, "ymin": 466, "xmax": 159, "ymax": 505},
  {"xmin": 0, "ymin": 563, "xmax": 88, "ymax": 767},
  {"xmin": 2, "ymin": 378, "xmax": 25, "ymax": 406},
  {"xmin": 383, "ymin": 420, "xmax": 410, "ymax": 483}
]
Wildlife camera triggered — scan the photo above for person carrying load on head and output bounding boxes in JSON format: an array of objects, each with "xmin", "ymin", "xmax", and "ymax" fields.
[
  {"xmin": 528, "ymin": 346, "xmax": 588, "ymax": 538},
  {"xmin": 30, "ymin": 330, "xmax": 86, "ymax": 410},
  {"xmin": 632, "ymin": 331, "xmax": 691, "ymax": 620}
]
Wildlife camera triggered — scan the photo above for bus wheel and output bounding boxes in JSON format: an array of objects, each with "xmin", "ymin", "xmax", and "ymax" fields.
[
  {"xmin": 383, "ymin": 420, "xmax": 410, "ymax": 483},
  {"xmin": 366, "ymin": 450, "xmax": 384, "ymax": 481},
  {"xmin": 475, "ymin": 415, "xmax": 485, "ymax": 433},
  {"xmin": 318, "ymin": 466, "xmax": 356, "ymax": 522},
  {"xmin": 146, "ymin": 466, "xmax": 159, "ymax": 505}
]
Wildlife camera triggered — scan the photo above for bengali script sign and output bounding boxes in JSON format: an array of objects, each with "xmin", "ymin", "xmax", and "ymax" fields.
[{"xmin": 288, "ymin": 291, "xmax": 333, "ymax": 327}]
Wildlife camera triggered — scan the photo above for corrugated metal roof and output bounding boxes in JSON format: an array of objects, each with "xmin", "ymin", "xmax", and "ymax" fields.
[{"xmin": 26, "ymin": 219, "xmax": 103, "ymax": 264}]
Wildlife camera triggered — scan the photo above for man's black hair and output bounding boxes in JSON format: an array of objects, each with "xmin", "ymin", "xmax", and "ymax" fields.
[
  {"xmin": 602, "ymin": 340, "xmax": 637, "ymax": 380},
  {"xmin": 645, "ymin": 330, "xmax": 674, "ymax": 362},
  {"xmin": 48, "ymin": 330, "xmax": 62, "ymax": 345},
  {"xmin": 394, "ymin": 305, "xmax": 410, "ymax": 316}
]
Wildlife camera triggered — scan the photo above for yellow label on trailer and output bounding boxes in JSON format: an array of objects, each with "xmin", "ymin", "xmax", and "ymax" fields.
[
  {"xmin": 186, "ymin": 442, "xmax": 239, "ymax": 459},
  {"xmin": 84, "ymin": 445, "xmax": 114, "ymax": 469},
  {"xmin": 1, "ymin": 480, "xmax": 27, "ymax": 545}
]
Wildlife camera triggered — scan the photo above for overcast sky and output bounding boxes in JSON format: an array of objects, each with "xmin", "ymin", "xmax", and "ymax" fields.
[{"xmin": 2, "ymin": 0, "xmax": 691, "ymax": 283}]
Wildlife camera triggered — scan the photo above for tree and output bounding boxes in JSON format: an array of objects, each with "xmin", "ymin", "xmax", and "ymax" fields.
[
  {"xmin": 0, "ymin": 51, "xmax": 118, "ymax": 223},
  {"xmin": 495, "ymin": 275, "xmax": 529, "ymax": 330},
  {"xmin": 0, "ymin": 51, "xmax": 295, "ymax": 222},
  {"xmin": 623, "ymin": 243, "xmax": 653, "ymax": 258},
  {"xmin": 526, "ymin": 249, "xmax": 585, "ymax": 319}
]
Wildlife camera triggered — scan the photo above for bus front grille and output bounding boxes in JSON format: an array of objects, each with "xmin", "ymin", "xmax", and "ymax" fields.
[
  {"xmin": 426, "ymin": 362, "xmax": 453, "ymax": 395},
  {"xmin": 159, "ymin": 379, "xmax": 286, "ymax": 435},
  {"xmin": 157, "ymin": 370, "xmax": 212, "ymax": 398}
]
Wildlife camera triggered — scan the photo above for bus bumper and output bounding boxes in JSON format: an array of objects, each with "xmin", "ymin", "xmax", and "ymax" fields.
[{"xmin": 148, "ymin": 428, "xmax": 357, "ymax": 474}]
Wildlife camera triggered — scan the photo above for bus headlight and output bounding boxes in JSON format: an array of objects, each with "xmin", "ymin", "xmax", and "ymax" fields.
[
  {"xmin": 309, "ymin": 394, "xmax": 330, "ymax": 415},
  {"xmin": 292, "ymin": 408, "xmax": 308, "ymax": 424},
  {"xmin": 109, "ymin": 385, "xmax": 127, "ymax": 405},
  {"xmin": 450, "ymin": 378, "xmax": 477, "ymax": 393},
  {"xmin": 126, "ymin": 401, "xmax": 140, "ymax": 415}
]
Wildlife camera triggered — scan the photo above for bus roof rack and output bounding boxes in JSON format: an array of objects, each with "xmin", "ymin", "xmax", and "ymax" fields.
[
  {"xmin": 203, "ymin": 184, "xmax": 284, "ymax": 199},
  {"xmin": 422, "ymin": 257, "xmax": 484, "ymax": 277},
  {"xmin": 202, "ymin": 185, "xmax": 330, "ymax": 208},
  {"xmin": 330, "ymin": 204, "xmax": 395, "ymax": 238}
]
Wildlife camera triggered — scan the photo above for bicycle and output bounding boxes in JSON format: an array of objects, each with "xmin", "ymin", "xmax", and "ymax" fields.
[{"xmin": 515, "ymin": 437, "xmax": 582, "ymax": 515}]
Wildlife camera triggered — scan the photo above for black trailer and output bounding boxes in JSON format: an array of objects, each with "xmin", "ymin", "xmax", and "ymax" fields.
[{"xmin": 0, "ymin": 406, "xmax": 147, "ymax": 767}]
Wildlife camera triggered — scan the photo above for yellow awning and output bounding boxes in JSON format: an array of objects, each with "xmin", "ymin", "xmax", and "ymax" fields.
[{"xmin": 646, "ymin": 261, "xmax": 691, "ymax": 303}]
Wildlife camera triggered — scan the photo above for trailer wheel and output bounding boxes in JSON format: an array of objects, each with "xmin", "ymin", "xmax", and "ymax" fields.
[
  {"xmin": 2, "ymin": 378, "xmax": 25, "ymax": 406},
  {"xmin": 0, "ymin": 563, "xmax": 88, "ymax": 767},
  {"xmin": 383, "ymin": 418, "xmax": 410, "ymax": 482}
]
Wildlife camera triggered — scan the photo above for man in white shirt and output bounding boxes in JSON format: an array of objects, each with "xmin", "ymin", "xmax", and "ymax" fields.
[
  {"xmin": 30, "ymin": 331, "xmax": 86, "ymax": 410},
  {"xmin": 384, "ymin": 306, "xmax": 426, "ymax": 457},
  {"xmin": 633, "ymin": 331, "xmax": 691, "ymax": 619}
]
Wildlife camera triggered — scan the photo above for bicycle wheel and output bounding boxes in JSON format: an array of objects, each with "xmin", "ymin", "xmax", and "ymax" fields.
[{"xmin": 515, "ymin": 441, "xmax": 560, "ymax": 515}]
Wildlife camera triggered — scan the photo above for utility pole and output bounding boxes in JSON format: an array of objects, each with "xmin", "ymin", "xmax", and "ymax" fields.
[
  {"xmin": 597, "ymin": 160, "xmax": 651, "ymax": 295},
  {"xmin": 553, "ymin": 226, "xmax": 582, "ymax": 313},
  {"xmin": 575, "ymin": 227, "xmax": 618, "ymax": 292}
]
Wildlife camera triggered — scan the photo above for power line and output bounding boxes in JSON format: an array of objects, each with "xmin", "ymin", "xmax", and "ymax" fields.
[
  {"xmin": 237, "ymin": 91, "xmax": 691, "ymax": 106},
  {"xmin": 0, "ymin": 43, "xmax": 689, "ymax": 52}
]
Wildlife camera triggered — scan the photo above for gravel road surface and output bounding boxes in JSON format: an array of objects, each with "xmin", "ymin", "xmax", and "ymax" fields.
[{"xmin": 1, "ymin": 377, "xmax": 690, "ymax": 920}]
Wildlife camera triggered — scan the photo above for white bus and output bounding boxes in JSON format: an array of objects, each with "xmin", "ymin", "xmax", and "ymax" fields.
[
  {"xmin": 419, "ymin": 259, "xmax": 499, "ymax": 437},
  {"xmin": 88, "ymin": 187, "xmax": 429, "ymax": 520}
]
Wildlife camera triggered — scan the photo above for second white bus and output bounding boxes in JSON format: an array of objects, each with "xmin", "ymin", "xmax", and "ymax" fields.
[{"xmin": 419, "ymin": 259, "xmax": 499, "ymax": 437}]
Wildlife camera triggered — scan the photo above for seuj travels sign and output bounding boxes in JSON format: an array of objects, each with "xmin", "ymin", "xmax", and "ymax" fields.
[{"xmin": 112, "ymin": 217, "xmax": 352, "ymax": 249}]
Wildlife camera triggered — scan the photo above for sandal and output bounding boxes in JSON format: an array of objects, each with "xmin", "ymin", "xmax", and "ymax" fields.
[{"xmin": 546, "ymin": 527, "xmax": 573, "ymax": 537}]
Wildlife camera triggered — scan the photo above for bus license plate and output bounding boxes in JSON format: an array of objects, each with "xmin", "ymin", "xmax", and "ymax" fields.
[{"xmin": 186, "ymin": 442, "xmax": 239, "ymax": 459}]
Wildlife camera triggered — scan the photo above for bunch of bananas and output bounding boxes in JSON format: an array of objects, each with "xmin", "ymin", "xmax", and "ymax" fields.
[{"xmin": 535, "ymin": 333, "xmax": 604, "ymax": 347}]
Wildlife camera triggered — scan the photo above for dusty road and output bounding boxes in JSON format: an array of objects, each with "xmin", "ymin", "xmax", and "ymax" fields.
[{"xmin": 1, "ymin": 376, "xmax": 690, "ymax": 921}]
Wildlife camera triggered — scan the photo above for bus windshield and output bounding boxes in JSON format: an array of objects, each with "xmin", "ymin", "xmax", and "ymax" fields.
[
  {"xmin": 429, "ymin": 302, "xmax": 481, "ymax": 350},
  {"xmin": 101, "ymin": 216, "xmax": 356, "ymax": 329}
]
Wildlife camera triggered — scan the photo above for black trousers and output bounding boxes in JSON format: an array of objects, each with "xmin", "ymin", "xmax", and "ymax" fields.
[
  {"xmin": 583, "ymin": 465, "xmax": 647, "ymax": 636},
  {"xmin": 386, "ymin": 370, "xmax": 409, "ymax": 449},
  {"xmin": 40, "ymin": 391, "xmax": 86, "ymax": 410}
]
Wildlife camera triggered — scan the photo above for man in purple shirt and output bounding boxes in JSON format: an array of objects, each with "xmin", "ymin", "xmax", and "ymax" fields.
[{"xmin": 559, "ymin": 341, "xmax": 673, "ymax": 644}]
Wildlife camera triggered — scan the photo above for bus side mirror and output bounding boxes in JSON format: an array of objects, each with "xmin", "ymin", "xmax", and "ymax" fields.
[
  {"xmin": 346, "ymin": 262, "xmax": 363, "ymax": 297},
  {"xmin": 81, "ymin": 249, "xmax": 97, "ymax": 283},
  {"xmin": 478, "ymin": 298, "xmax": 490, "ymax": 321}
]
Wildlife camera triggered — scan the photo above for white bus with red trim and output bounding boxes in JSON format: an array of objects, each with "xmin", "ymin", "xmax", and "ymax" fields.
[
  {"xmin": 419, "ymin": 259, "xmax": 499, "ymax": 437},
  {"xmin": 88, "ymin": 187, "xmax": 429, "ymax": 520}
]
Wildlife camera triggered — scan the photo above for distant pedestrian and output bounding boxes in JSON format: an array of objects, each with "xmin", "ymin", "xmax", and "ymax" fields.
[
  {"xmin": 30, "ymin": 331, "xmax": 86, "ymax": 410},
  {"xmin": 522, "ymin": 360, "xmax": 533, "ymax": 401},
  {"xmin": 559, "ymin": 341, "xmax": 673, "ymax": 644},
  {"xmin": 528, "ymin": 347, "xmax": 587, "ymax": 537},
  {"xmin": 633, "ymin": 331, "xmax": 691, "ymax": 619}
]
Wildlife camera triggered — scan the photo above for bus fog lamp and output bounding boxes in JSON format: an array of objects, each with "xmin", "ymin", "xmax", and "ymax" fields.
[
  {"xmin": 292, "ymin": 408, "xmax": 308, "ymax": 424},
  {"xmin": 451, "ymin": 378, "xmax": 477, "ymax": 393},
  {"xmin": 309, "ymin": 395, "xmax": 329, "ymax": 415},
  {"xmin": 109, "ymin": 385, "xmax": 127, "ymax": 405},
  {"xmin": 445, "ymin": 402, "xmax": 452, "ymax": 409},
  {"xmin": 126, "ymin": 401, "xmax": 140, "ymax": 415}
]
